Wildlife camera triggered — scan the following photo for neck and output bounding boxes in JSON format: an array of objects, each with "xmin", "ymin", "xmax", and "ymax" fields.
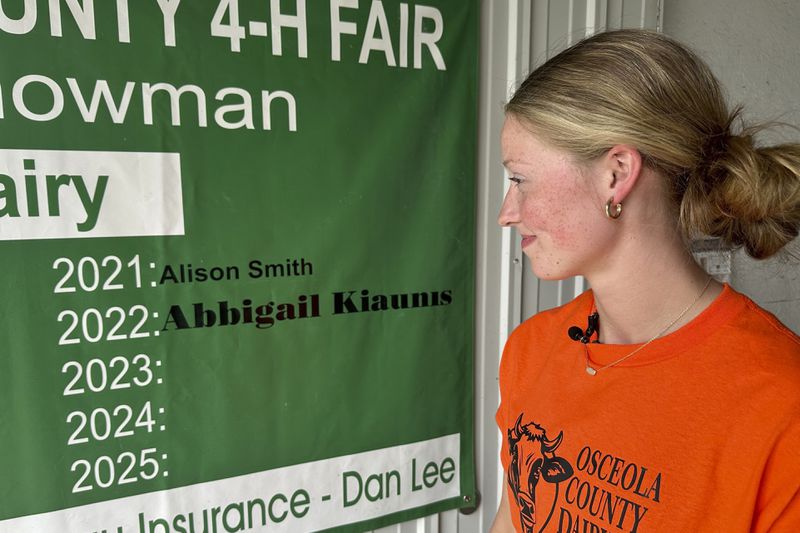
[{"xmin": 586, "ymin": 233, "xmax": 722, "ymax": 345}]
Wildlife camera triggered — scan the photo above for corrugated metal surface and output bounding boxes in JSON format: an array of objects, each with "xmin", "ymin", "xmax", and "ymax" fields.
[{"xmin": 363, "ymin": 1, "xmax": 662, "ymax": 532}]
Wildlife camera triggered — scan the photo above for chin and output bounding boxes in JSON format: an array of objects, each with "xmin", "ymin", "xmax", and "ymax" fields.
[{"xmin": 524, "ymin": 248, "xmax": 584, "ymax": 281}]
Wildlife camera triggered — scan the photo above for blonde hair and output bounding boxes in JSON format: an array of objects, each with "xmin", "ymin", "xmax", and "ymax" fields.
[{"xmin": 506, "ymin": 29, "xmax": 800, "ymax": 259}]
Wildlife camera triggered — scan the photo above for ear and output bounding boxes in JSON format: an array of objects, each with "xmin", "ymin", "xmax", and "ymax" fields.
[{"xmin": 600, "ymin": 144, "xmax": 643, "ymax": 204}]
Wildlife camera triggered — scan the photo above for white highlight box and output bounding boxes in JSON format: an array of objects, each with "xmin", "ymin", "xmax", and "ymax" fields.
[
  {"xmin": 0, "ymin": 434, "xmax": 461, "ymax": 533},
  {"xmin": 0, "ymin": 149, "xmax": 184, "ymax": 240}
]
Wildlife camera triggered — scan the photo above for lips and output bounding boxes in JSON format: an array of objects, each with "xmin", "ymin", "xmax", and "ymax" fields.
[{"xmin": 521, "ymin": 235, "xmax": 536, "ymax": 248}]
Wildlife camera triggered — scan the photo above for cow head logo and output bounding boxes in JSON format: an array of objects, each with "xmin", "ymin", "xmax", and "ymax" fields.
[{"xmin": 507, "ymin": 414, "xmax": 574, "ymax": 533}]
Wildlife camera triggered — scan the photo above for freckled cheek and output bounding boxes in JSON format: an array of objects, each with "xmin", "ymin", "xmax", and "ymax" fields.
[
  {"xmin": 520, "ymin": 197, "xmax": 590, "ymax": 250},
  {"xmin": 548, "ymin": 213, "xmax": 586, "ymax": 250}
]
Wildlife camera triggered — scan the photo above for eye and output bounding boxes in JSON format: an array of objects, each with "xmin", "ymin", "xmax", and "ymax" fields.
[{"xmin": 508, "ymin": 175, "xmax": 523, "ymax": 186}]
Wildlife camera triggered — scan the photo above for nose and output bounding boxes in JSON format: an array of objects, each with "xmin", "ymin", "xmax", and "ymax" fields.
[{"xmin": 497, "ymin": 186, "xmax": 519, "ymax": 227}]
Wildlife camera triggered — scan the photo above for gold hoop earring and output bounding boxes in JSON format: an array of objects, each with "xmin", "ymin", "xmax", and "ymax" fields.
[{"xmin": 605, "ymin": 197, "xmax": 622, "ymax": 219}]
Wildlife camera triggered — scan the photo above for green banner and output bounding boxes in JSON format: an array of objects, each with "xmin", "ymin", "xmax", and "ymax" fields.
[{"xmin": 0, "ymin": 1, "xmax": 477, "ymax": 531}]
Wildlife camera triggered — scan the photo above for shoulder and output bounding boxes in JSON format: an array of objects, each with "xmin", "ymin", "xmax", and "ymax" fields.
[
  {"xmin": 498, "ymin": 290, "xmax": 591, "ymax": 422},
  {"xmin": 721, "ymin": 286, "xmax": 800, "ymax": 370},
  {"xmin": 738, "ymin": 292, "xmax": 799, "ymax": 345},
  {"xmin": 713, "ymin": 287, "xmax": 800, "ymax": 422}
]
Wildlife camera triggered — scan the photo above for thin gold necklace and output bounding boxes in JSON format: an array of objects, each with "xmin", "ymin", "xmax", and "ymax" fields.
[{"xmin": 584, "ymin": 277, "xmax": 713, "ymax": 376}]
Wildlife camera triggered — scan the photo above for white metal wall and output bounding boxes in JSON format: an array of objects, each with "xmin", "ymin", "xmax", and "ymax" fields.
[{"xmin": 365, "ymin": 2, "xmax": 662, "ymax": 532}]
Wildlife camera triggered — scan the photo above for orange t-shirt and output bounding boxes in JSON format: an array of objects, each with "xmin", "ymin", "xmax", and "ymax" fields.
[{"xmin": 496, "ymin": 284, "xmax": 800, "ymax": 532}]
